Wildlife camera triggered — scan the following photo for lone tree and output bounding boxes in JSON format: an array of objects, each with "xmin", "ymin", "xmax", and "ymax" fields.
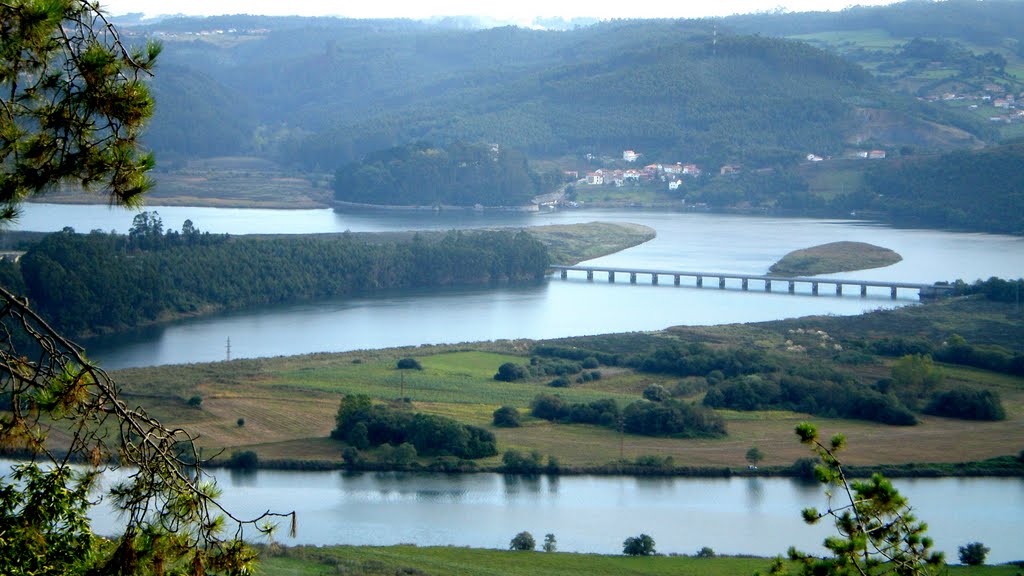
[
  {"xmin": 746, "ymin": 446, "xmax": 765, "ymax": 467},
  {"xmin": 510, "ymin": 531, "xmax": 536, "ymax": 551},
  {"xmin": 765, "ymin": 423, "xmax": 944, "ymax": 576},
  {"xmin": 0, "ymin": 2, "xmax": 291, "ymax": 574},
  {"xmin": 622, "ymin": 533, "xmax": 656, "ymax": 556},
  {"xmin": 543, "ymin": 533, "xmax": 557, "ymax": 553},
  {"xmin": 958, "ymin": 542, "xmax": 990, "ymax": 566}
]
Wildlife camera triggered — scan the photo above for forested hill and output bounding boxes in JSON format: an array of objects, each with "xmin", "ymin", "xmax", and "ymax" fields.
[
  {"xmin": 333, "ymin": 142, "xmax": 558, "ymax": 207},
  {"xmin": 850, "ymin": 140, "xmax": 1024, "ymax": 235},
  {"xmin": 127, "ymin": 11, "xmax": 992, "ymax": 171},
  {"xmin": 11, "ymin": 223, "xmax": 549, "ymax": 337}
]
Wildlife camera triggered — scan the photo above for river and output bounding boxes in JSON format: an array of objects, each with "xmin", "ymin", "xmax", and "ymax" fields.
[
  {"xmin": 14, "ymin": 204, "xmax": 1024, "ymax": 369},
  {"xmin": 10, "ymin": 461, "xmax": 1017, "ymax": 563},
  {"xmin": 8, "ymin": 204, "xmax": 1024, "ymax": 562}
]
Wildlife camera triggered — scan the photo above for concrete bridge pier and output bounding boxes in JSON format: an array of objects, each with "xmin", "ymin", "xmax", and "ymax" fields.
[
  {"xmin": 812, "ymin": 282, "xmax": 819, "ymax": 295},
  {"xmin": 674, "ymin": 275, "xmax": 680, "ymax": 286},
  {"xmin": 718, "ymin": 277, "xmax": 726, "ymax": 289},
  {"xmin": 861, "ymin": 285, "xmax": 867, "ymax": 297},
  {"xmin": 764, "ymin": 279, "xmax": 772, "ymax": 292},
  {"xmin": 696, "ymin": 276, "xmax": 703, "ymax": 288},
  {"xmin": 560, "ymin": 269, "xmax": 567, "ymax": 279},
  {"xmin": 891, "ymin": 286, "xmax": 898, "ymax": 299},
  {"xmin": 788, "ymin": 281, "xmax": 795, "ymax": 294},
  {"xmin": 651, "ymin": 274, "xmax": 658, "ymax": 285},
  {"xmin": 587, "ymin": 270, "xmax": 593, "ymax": 281},
  {"xmin": 608, "ymin": 271, "xmax": 615, "ymax": 283},
  {"xmin": 741, "ymin": 278, "xmax": 748, "ymax": 290},
  {"xmin": 836, "ymin": 283, "xmax": 843, "ymax": 295},
  {"xmin": 630, "ymin": 272, "xmax": 637, "ymax": 284}
]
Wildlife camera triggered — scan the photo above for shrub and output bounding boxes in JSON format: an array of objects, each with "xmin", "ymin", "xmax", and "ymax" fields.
[
  {"xmin": 696, "ymin": 546, "xmax": 716, "ymax": 558},
  {"xmin": 494, "ymin": 362, "xmax": 528, "ymax": 382},
  {"xmin": 187, "ymin": 395, "xmax": 202, "ymax": 408},
  {"xmin": 227, "ymin": 450, "xmax": 259, "ymax": 469},
  {"xmin": 642, "ymin": 384, "xmax": 671, "ymax": 402},
  {"xmin": 236, "ymin": 418, "xmax": 245, "ymax": 427},
  {"xmin": 581, "ymin": 357, "xmax": 599, "ymax": 369},
  {"xmin": 510, "ymin": 531, "xmax": 535, "ymax": 551},
  {"xmin": 502, "ymin": 449, "xmax": 544, "ymax": 474},
  {"xmin": 925, "ymin": 389, "xmax": 1005, "ymax": 421},
  {"xmin": 492, "ymin": 406, "xmax": 521, "ymax": 428},
  {"xmin": 548, "ymin": 376, "xmax": 571, "ymax": 388},
  {"xmin": 396, "ymin": 357, "xmax": 422, "ymax": 370}
]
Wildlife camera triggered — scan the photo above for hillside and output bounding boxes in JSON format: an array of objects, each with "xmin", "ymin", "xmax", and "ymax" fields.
[{"xmin": 119, "ymin": 13, "xmax": 994, "ymax": 172}]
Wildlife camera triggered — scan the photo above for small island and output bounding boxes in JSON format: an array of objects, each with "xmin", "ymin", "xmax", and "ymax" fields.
[{"xmin": 768, "ymin": 241, "xmax": 902, "ymax": 276}]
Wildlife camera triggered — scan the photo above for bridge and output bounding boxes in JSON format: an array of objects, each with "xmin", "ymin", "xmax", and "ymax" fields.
[{"xmin": 549, "ymin": 265, "xmax": 954, "ymax": 300}]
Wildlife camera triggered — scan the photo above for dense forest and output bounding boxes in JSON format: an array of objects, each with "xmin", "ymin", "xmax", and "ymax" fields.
[
  {"xmin": 333, "ymin": 141, "xmax": 560, "ymax": 206},
  {"xmin": 12, "ymin": 216, "xmax": 549, "ymax": 336},
  {"xmin": 848, "ymin": 140, "xmax": 1024, "ymax": 234}
]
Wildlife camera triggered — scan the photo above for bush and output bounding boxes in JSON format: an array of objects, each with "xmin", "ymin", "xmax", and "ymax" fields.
[
  {"xmin": 548, "ymin": 376, "xmax": 571, "ymax": 388},
  {"xmin": 696, "ymin": 546, "xmax": 716, "ymax": 558},
  {"xmin": 492, "ymin": 406, "xmax": 521, "ymax": 428},
  {"xmin": 502, "ymin": 449, "xmax": 544, "ymax": 474},
  {"xmin": 791, "ymin": 457, "xmax": 819, "ymax": 481},
  {"xmin": 494, "ymin": 362, "xmax": 528, "ymax": 382},
  {"xmin": 958, "ymin": 542, "xmax": 990, "ymax": 566},
  {"xmin": 642, "ymin": 384, "xmax": 671, "ymax": 402},
  {"xmin": 227, "ymin": 450, "xmax": 259, "ymax": 469},
  {"xmin": 510, "ymin": 531, "xmax": 535, "ymax": 551},
  {"xmin": 925, "ymin": 389, "xmax": 1005, "ymax": 421},
  {"xmin": 622, "ymin": 534, "xmax": 656, "ymax": 556},
  {"xmin": 581, "ymin": 357, "xmax": 599, "ymax": 369},
  {"xmin": 187, "ymin": 395, "xmax": 202, "ymax": 408},
  {"xmin": 236, "ymin": 418, "xmax": 245, "ymax": 427},
  {"xmin": 396, "ymin": 357, "xmax": 422, "ymax": 370}
]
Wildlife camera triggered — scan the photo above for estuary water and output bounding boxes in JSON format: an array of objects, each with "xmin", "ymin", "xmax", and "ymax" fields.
[
  {"xmin": 4, "ymin": 460, "xmax": 1017, "ymax": 563},
  {"xmin": 6, "ymin": 205, "xmax": 1024, "ymax": 562},
  {"xmin": 14, "ymin": 204, "xmax": 1024, "ymax": 369}
]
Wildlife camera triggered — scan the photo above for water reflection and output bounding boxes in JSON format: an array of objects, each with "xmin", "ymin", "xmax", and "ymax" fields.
[
  {"xmin": 745, "ymin": 477, "xmax": 766, "ymax": 510},
  {"xmin": 227, "ymin": 468, "xmax": 258, "ymax": 487}
]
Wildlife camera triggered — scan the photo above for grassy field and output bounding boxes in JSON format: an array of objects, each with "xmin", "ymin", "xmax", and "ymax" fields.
[
  {"xmin": 110, "ymin": 297, "xmax": 1024, "ymax": 472},
  {"xmin": 255, "ymin": 546, "xmax": 1024, "ymax": 576},
  {"xmin": 41, "ymin": 157, "xmax": 334, "ymax": 209},
  {"xmin": 572, "ymin": 184, "xmax": 680, "ymax": 208},
  {"xmin": 768, "ymin": 241, "xmax": 902, "ymax": 276}
]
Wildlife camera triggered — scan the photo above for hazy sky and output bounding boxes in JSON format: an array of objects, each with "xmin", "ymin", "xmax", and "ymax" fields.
[{"xmin": 104, "ymin": 0, "xmax": 904, "ymax": 22}]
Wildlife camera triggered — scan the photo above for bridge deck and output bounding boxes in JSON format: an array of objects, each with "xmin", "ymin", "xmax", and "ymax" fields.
[{"xmin": 548, "ymin": 265, "xmax": 952, "ymax": 295}]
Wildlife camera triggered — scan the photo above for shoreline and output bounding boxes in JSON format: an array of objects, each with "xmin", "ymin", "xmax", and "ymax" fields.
[{"xmin": 203, "ymin": 453, "xmax": 1024, "ymax": 478}]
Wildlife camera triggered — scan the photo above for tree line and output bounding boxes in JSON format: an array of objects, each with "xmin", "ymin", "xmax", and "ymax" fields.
[
  {"xmin": 334, "ymin": 141, "xmax": 561, "ymax": 206},
  {"xmin": 332, "ymin": 394, "xmax": 497, "ymax": 460},
  {"xmin": 11, "ymin": 215, "xmax": 549, "ymax": 336}
]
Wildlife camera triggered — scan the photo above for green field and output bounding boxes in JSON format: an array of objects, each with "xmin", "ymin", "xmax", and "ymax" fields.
[
  {"xmin": 109, "ymin": 297, "xmax": 1024, "ymax": 472},
  {"xmin": 256, "ymin": 546, "xmax": 1024, "ymax": 576}
]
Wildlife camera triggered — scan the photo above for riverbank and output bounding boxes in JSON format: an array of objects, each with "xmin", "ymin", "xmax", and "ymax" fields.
[{"xmin": 109, "ymin": 296, "xmax": 1024, "ymax": 477}]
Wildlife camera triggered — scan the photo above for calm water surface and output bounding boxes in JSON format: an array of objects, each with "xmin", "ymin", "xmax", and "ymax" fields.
[{"xmin": 62, "ymin": 465, "xmax": 1022, "ymax": 563}]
